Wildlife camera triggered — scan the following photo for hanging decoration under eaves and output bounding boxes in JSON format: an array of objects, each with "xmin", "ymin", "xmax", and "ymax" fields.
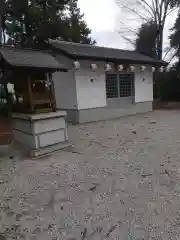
[
  {"xmin": 73, "ymin": 61, "xmax": 80, "ymax": 70},
  {"xmin": 73, "ymin": 61, "xmax": 167, "ymax": 73},
  {"xmin": 90, "ymin": 63, "xmax": 98, "ymax": 71},
  {"xmin": 117, "ymin": 65, "xmax": 124, "ymax": 72},
  {"xmin": 159, "ymin": 66, "xmax": 164, "ymax": 72},
  {"xmin": 128, "ymin": 65, "xmax": 135, "ymax": 72},
  {"xmin": 104, "ymin": 63, "xmax": 112, "ymax": 71},
  {"xmin": 140, "ymin": 66, "xmax": 146, "ymax": 72},
  {"xmin": 165, "ymin": 66, "xmax": 170, "ymax": 72},
  {"xmin": 151, "ymin": 66, "xmax": 166, "ymax": 72}
]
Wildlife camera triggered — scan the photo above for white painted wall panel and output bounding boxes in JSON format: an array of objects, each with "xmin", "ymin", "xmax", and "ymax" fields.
[
  {"xmin": 134, "ymin": 65, "xmax": 153, "ymax": 103},
  {"xmin": 75, "ymin": 60, "xmax": 107, "ymax": 110},
  {"xmin": 38, "ymin": 129, "xmax": 65, "ymax": 147},
  {"xmin": 53, "ymin": 52, "xmax": 153, "ymax": 110},
  {"xmin": 12, "ymin": 111, "xmax": 69, "ymax": 156},
  {"xmin": 13, "ymin": 130, "xmax": 38, "ymax": 149},
  {"xmin": 13, "ymin": 119, "xmax": 32, "ymax": 133},
  {"xmin": 33, "ymin": 117, "xmax": 66, "ymax": 134},
  {"xmin": 52, "ymin": 54, "xmax": 78, "ymax": 109}
]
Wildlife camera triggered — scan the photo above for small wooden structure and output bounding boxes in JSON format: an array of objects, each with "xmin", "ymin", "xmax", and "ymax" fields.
[
  {"xmin": 0, "ymin": 46, "xmax": 67, "ymax": 114},
  {"xmin": 0, "ymin": 46, "xmax": 70, "ymax": 157},
  {"xmin": 13, "ymin": 69, "xmax": 56, "ymax": 114}
]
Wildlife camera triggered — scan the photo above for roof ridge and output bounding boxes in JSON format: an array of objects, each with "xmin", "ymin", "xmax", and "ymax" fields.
[
  {"xmin": 49, "ymin": 39, "xmax": 134, "ymax": 52},
  {"xmin": 50, "ymin": 39, "xmax": 164, "ymax": 64},
  {"xmin": 0, "ymin": 45, "xmax": 50, "ymax": 54}
]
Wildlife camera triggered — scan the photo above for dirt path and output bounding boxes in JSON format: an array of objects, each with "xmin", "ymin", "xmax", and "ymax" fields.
[{"xmin": 1, "ymin": 110, "xmax": 180, "ymax": 239}]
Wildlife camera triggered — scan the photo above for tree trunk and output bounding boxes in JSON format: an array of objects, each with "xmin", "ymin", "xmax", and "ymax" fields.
[
  {"xmin": 157, "ymin": 28, "xmax": 163, "ymax": 60},
  {"xmin": 154, "ymin": 27, "xmax": 163, "ymax": 99}
]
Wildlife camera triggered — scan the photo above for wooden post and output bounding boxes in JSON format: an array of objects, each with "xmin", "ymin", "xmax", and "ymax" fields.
[
  {"xmin": 48, "ymin": 73, "xmax": 56, "ymax": 112},
  {"xmin": 27, "ymin": 75, "xmax": 34, "ymax": 113}
]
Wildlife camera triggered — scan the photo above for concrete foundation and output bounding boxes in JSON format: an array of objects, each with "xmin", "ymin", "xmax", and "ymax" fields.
[
  {"xmin": 12, "ymin": 111, "xmax": 71, "ymax": 158},
  {"xmin": 64, "ymin": 101, "xmax": 153, "ymax": 124}
]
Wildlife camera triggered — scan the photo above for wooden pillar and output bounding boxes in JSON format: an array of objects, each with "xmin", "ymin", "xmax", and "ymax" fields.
[
  {"xmin": 48, "ymin": 73, "xmax": 56, "ymax": 112},
  {"xmin": 27, "ymin": 75, "xmax": 34, "ymax": 113}
]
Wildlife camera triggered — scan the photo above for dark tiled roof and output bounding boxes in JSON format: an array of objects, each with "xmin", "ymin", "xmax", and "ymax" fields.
[
  {"xmin": 0, "ymin": 46, "xmax": 68, "ymax": 70},
  {"xmin": 50, "ymin": 40, "xmax": 164, "ymax": 65}
]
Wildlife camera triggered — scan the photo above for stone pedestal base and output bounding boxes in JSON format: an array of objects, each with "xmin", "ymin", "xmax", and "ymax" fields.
[{"xmin": 12, "ymin": 111, "xmax": 71, "ymax": 158}]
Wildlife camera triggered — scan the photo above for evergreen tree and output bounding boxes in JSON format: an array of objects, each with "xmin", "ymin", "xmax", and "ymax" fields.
[
  {"xmin": 66, "ymin": 0, "xmax": 96, "ymax": 44},
  {"xmin": 2, "ymin": 0, "xmax": 95, "ymax": 47},
  {"xmin": 135, "ymin": 21, "xmax": 157, "ymax": 58},
  {"xmin": 0, "ymin": 0, "xmax": 8, "ymax": 45}
]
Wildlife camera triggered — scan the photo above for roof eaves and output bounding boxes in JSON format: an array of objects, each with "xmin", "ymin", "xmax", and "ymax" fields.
[
  {"xmin": 51, "ymin": 46, "xmax": 76, "ymax": 60},
  {"xmin": 0, "ymin": 47, "xmax": 69, "ymax": 71},
  {"xmin": 63, "ymin": 54, "xmax": 164, "ymax": 65},
  {"xmin": 50, "ymin": 40, "xmax": 165, "ymax": 65}
]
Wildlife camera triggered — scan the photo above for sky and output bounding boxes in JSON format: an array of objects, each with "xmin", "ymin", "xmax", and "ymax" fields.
[
  {"xmin": 78, "ymin": 0, "xmax": 177, "ymax": 61},
  {"xmin": 78, "ymin": 0, "xmax": 123, "ymax": 48}
]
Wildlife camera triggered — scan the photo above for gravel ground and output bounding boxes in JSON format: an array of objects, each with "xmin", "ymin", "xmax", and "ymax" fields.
[{"xmin": 1, "ymin": 110, "xmax": 180, "ymax": 239}]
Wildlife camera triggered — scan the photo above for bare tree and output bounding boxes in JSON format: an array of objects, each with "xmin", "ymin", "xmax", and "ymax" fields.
[{"xmin": 116, "ymin": 0, "xmax": 179, "ymax": 60}]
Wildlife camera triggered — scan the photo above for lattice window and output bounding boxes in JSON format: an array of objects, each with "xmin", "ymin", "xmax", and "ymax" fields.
[
  {"xmin": 119, "ymin": 74, "xmax": 132, "ymax": 97},
  {"xmin": 106, "ymin": 73, "xmax": 133, "ymax": 98},
  {"xmin": 106, "ymin": 74, "xmax": 118, "ymax": 98}
]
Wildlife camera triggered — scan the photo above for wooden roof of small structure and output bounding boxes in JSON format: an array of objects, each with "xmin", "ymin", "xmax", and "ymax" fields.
[{"xmin": 0, "ymin": 46, "xmax": 68, "ymax": 71}]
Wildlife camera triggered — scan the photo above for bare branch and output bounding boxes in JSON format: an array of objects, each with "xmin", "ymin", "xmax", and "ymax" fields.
[
  {"xmin": 116, "ymin": 0, "xmax": 178, "ymax": 61},
  {"xmin": 118, "ymin": 20, "xmax": 138, "ymax": 34},
  {"xmin": 163, "ymin": 46, "xmax": 173, "ymax": 60},
  {"xmin": 165, "ymin": 7, "xmax": 177, "ymax": 18},
  {"xmin": 151, "ymin": 0, "xmax": 157, "ymax": 22},
  {"xmin": 168, "ymin": 51, "xmax": 177, "ymax": 65},
  {"xmin": 159, "ymin": 0, "xmax": 164, "ymax": 24},
  {"xmin": 121, "ymin": 3, "xmax": 150, "ymax": 21},
  {"xmin": 161, "ymin": 0, "xmax": 170, "ymax": 27},
  {"xmin": 154, "ymin": 0, "xmax": 161, "ymax": 23},
  {"xmin": 137, "ymin": 0, "xmax": 155, "ymax": 18},
  {"xmin": 121, "ymin": 35, "xmax": 136, "ymax": 46}
]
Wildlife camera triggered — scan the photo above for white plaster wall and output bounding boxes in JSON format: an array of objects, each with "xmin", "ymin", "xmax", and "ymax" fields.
[
  {"xmin": 134, "ymin": 65, "xmax": 153, "ymax": 103},
  {"xmin": 53, "ymin": 53, "xmax": 154, "ymax": 110},
  {"xmin": 52, "ymin": 54, "xmax": 78, "ymax": 109},
  {"xmin": 75, "ymin": 61, "xmax": 153, "ymax": 109},
  {"xmin": 75, "ymin": 60, "xmax": 107, "ymax": 110}
]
